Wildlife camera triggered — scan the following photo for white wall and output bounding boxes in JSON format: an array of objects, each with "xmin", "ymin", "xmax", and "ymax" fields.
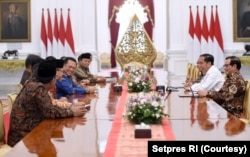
[
  {"xmin": 0, "ymin": 0, "xmax": 247, "ymax": 77},
  {"xmin": 167, "ymin": 0, "xmax": 245, "ymax": 75}
]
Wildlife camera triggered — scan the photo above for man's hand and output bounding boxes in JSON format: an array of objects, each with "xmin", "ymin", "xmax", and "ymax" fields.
[
  {"xmin": 183, "ymin": 77, "xmax": 192, "ymax": 91},
  {"xmin": 70, "ymin": 103, "xmax": 87, "ymax": 117},
  {"xmin": 197, "ymin": 90, "xmax": 208, "ymax": 97}
]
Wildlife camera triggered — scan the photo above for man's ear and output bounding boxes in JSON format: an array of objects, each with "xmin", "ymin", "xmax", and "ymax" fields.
[{"xmin": 232, "ymin": 64, "xmax": 237, "ymax": 69}]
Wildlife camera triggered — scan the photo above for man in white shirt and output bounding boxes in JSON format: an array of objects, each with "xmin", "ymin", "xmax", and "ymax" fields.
[{"xmin": 185, "ymin": 53, "xmax": 224, "ymax": 91}]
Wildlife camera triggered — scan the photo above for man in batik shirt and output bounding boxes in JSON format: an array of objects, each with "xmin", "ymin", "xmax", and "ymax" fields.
[
  {"xmin": 198, "ymin": 56, "xmax": 246, "ymax": 118},
  {"xmin": 8, "ymin": 60, "xmax": 87, "ymax": 147},
  {"xmin": 74, "ymin": 53, "xmax": 106, "ymax": 85}
]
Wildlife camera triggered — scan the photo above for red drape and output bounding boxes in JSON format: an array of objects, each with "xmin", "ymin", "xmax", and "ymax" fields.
[{"xmin": 108, "ymin": 0, "xmax": 154, "ymax": 68}]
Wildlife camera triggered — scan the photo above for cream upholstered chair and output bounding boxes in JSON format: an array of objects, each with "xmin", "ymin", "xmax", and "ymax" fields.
[
  {"xmin": 240, "ymin": 80, "xmax": 250, "ymax": 124},
  {"xmin": 190, "ymin": 64, "xmax": 197, "ymax": 81},
  {"xmin": 189, "ymin": 64, "xmax": 196, "ymax": 81},
  {"xmin": 186, "ymin": 63, "xmax": 192, "ymax": 79},
  {"xmin": 7, "ymin": 92, "xmax": 17, "ymax": 113},
  {"xmin": 17, "ymin": 83, "xmax": 23, "ymax": 93},
  {"xmin": 153, "ymin": 52, "xmax": 165, "ymax": 68},
  {"xmin": 0, "ymin": 100, "xmax": 12, "ymax": 156},
  {"xmin": 99, "ymin": 52, "xmax": 111, "ymax": 70},
  {"xmin": 188, "ymin": 64, "xmax": 200, "ymax": 81},
  {"xmin": 193, "ymin": 66, "xmax": 200, "ymax": 81},
  {"xmin": 123, "ymin": 61, "xmax": 146, "ymax": 71}
]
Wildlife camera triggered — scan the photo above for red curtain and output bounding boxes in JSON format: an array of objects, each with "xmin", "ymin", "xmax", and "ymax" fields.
[{"xmin": 108, "ymin": 0, "xmax": 154, "ymax": 68}]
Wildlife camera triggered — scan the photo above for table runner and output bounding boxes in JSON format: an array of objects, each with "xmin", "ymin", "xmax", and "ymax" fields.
[{"xmin": 103, "ymin": 82, "xmax": 175, "ymax": 157}]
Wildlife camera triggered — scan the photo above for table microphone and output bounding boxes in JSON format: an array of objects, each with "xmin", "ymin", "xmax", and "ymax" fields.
[
  {"xmin": 189, "ymin": 87, "xmax": 203, "ymax": 98},
  {"xmin": 166, "ymin": 86, "xmax": 178, "ymax": 92},
  {"xmin": 190, "ymin": 87, "xmax": 195, "ymax": 97}
]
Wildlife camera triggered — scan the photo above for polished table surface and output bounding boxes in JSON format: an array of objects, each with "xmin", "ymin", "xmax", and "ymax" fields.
[{"xmin": 4, "ymin": 70, "xmax": 250, "ymax": 157}]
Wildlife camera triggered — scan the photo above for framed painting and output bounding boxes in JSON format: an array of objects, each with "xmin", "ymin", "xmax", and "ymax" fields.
[
  {"xmin": 0, "ymin": 0, "xmax": 30, "ymax": 42},
  {"xmin": 233, "ymin": 0, "xmax": 250, "ymax": 42}
]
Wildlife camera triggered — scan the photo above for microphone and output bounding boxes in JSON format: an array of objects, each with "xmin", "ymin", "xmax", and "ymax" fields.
[
  {"xmin": 164, "ymin": 90, "xmax": 172, "ymax": 100},
  {"xmin": 166, "ymin": 86, "xmax": 179, "ymax": 92},
  {"xmin": 189, "ymin": 87, "xmax": 195, "ymax": 97},
  {"xmin": 189, "ymin": 87, "xmax": 203, "ymax": 98}
]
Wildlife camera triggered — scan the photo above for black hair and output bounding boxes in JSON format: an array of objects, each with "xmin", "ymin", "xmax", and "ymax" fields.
[
  {"xmin": 225, "ymin": 56, "xmax": 241, "ymax": 70},
  {"xmin": 64, "ymin": 57, "xmax": 77, "ymax": 65},
  {"xmin": 25, "ymin": 54, "xmax": 44, "ymax": 68},
  {"xmin": 199, "ymin": 53, "xmax": 214, "ymax": 65},
  {"xmin": 45, "ymin": 56, "xmax": 56, "ymax": 61},
  {"xmin": 77, "ymin": 53, "xmax": 92, "ymax": 62}
]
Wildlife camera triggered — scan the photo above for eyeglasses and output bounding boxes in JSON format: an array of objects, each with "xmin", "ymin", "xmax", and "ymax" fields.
[{"xmin": 223, "ymin": 64, "xmax": 231, "ymax": 67}]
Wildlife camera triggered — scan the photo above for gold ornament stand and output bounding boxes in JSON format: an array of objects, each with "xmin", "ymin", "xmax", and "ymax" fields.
[{"xmin": 115, "ymin": 15, "xmax": 157, "ymax": 71}]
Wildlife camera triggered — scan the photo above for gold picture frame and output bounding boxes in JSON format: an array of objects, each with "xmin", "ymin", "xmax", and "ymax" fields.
[
  {"xmin": 233, "ymin": 0, "xmax": 250, "ymax": 42},
  {"xmin": 0, "ymin": 0, "xmax": 30, "ymax": 42}
]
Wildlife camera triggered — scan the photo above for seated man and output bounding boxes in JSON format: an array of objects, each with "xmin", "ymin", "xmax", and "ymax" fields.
[
  {"xmin": 8, "ymin": 60, "xmax": 87, "ymax": 147},
  {"xmin": 56, "ymin": 57, "xmax": 96, "ymax": 99},
  {"xmin": 20, "ymin": 54, "xmax": 44, "ymax": 85},
  {"xmin": 198, "ymin": 56, "xmax": 246, "ymax": 118},
  {"xmin": 74, "ymin": 53, "xmax": 106, "ymax": 85},
  {"xmin": 184, "ymin": 53, "xmax": 224, "ymax": 91},
  {"xmin": 45, "ymin": 56, "xmax": 64, "ymax": 99}
]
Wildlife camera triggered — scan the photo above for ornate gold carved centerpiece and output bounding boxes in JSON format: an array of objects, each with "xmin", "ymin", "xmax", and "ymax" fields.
[{"xmin": 115, "ymin": 15, "xmax": 157, "ymax": 71}]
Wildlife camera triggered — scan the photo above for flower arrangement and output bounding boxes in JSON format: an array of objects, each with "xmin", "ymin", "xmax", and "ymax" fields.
[
  {"xmin": 126, "ymin": 93, "xmax": 169, "ymax": 124},
  {"xmin": 127, "ymin": 67, "xmax": 151, "ymax": 92}
]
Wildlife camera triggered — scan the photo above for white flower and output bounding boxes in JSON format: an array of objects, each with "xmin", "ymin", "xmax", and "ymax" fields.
[
  {"xmin": 140, "ymin": 98, "xmax": 147, "ymax": 104},
  {"xmin": 135, "ymin": 77, "xmax": 140, "ymax": 83},
  {"xmin": 132, "ymin": 102, "xmax": 137, "ymax": 107},
  {"xmin": 151, "ymin": 101, "xmax": 159, "ymax": 107},
  {"xmin": 155, "ymin": 113, "xmax": 160, "ymax": 118},
  {"xmin": 138, "ymin": 92, "xmax": 144, "ymax": 97}
]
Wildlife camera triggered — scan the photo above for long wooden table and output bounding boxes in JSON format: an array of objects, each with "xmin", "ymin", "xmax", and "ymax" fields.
[{"xmin": 4, "ymin": 70, "xmax": 250, "ymax": 157}]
